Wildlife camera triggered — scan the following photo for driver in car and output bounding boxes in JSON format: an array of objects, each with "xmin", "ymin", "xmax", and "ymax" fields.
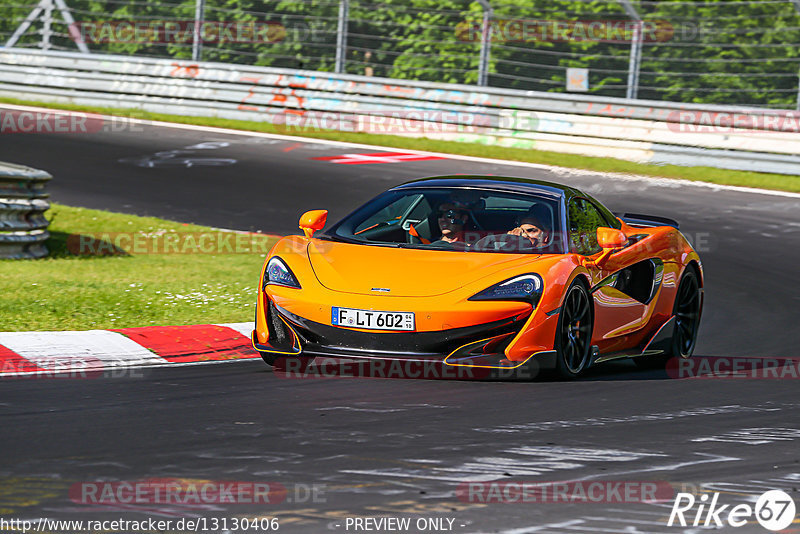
[{"xmin": 435, "ymin": 202, "xmax": 470, "ymax": 244}]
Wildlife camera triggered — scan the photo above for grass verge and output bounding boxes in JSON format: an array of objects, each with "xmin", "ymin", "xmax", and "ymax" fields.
[
  {"xmin": 2, "ymin": 97, "xmax": 799, "ymax": 193},
  {"xmin": 0, "ymin": 204, "xmax": 276, "ymax": 332}
]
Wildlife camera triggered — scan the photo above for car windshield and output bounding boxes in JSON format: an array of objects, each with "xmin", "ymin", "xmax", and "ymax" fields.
[{"xmin": 325, "ymin": 187, "xmax": 564, "ymax": 254}]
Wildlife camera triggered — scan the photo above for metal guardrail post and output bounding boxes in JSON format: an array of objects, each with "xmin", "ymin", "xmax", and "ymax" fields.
[
  {"xmin": 619, "ymin": 0, "xmax": 642, "ymax": 100},
  {"xmin": 0, "ymin": 162, "xmax": 52, "ymax": 260},
  {"xmin": 53, "ymin": 0, "xmax": 90, "ymax": 54},
  {"xmin": 5, "ymin": 0, "xmax": 46, "ymax": 48},
  {"xmin": 335, "ymin": 0, "xmax": 349, "ymax": 74},
  {"xmin": 41, "ymin": 0, "xmax": 53, "ymax": 51},
  {"xmin": 792, "ymin": 1, "xmax": 800, "ymax": 110},
  {"xmin": 627, "ymin": 22, "xmax": 642, "ymax": 99},
  {"xmin": 476, "ymin": 0, "xmax": 492, "ymax": 86},
  {"xmin": 4, "ymin": 0, "xmax": 90, "ymax": 53},
  {"xmin": 192, "ymin": 0, "xmax": 205, "ymax": 62}
]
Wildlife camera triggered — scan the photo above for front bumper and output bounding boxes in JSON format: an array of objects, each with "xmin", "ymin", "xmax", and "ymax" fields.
[{"xmin": 252, "ymin": 297, "xmax": 558, "ymax": 375}]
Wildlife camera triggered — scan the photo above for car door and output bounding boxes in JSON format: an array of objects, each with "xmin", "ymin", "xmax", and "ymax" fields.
[{"xmin": 567, "ymin": 198, "xmax": 652, "ymax": 347}]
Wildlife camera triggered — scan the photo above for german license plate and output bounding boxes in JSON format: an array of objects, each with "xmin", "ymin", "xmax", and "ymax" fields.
[{"xmin": 331, "ymin": 307, "xmax": 415, "ymax": 331}]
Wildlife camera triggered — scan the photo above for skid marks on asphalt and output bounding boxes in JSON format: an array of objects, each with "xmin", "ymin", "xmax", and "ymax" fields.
[
  {"xmin": 119, "ymin": 141, "xmax": 238, "ymax": 168},
  {"xmin": 116, "ymin": 136, "xmax": 333, "ymax": 168},
  {"xmin": 473, "ymin": 403, "xmax": 793, "ymax": 434},
  {"xmin": 315, "ymin": 402, "xmax": 452, "ymax": 414},
  {"xmin": 473, "ymin": 511, "xmax": 682, "ymax": 534},
  {"xmin": 698, "ymin": 474, "xmax": 800, "ymax": 498},
  {"xmin": 340, "ymin": 446, "xmax": 669, "ymax": 483},
  {"xmin": 692, "ymin": 427, "xmax": 800, "ymax": 445}
]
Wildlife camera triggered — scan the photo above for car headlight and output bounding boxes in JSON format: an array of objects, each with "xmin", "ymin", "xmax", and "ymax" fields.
[
  {"xmin": 264, "ymin": 257, "xmax": 301, "ymax": 289},
  {"xmin": 468, "ymin": 274, "xmax": 543, "ymax": 305}
]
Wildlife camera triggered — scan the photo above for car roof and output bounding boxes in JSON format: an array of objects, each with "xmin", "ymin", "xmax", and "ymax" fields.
[{"xmin": 391, "ymin": 175, "xmax": 583, "ymax": 200}]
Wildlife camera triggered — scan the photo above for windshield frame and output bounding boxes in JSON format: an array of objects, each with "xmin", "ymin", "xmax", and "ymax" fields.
[{"xmin": 323, "ymin": 186, "xmax": 568, "ymax": 255}]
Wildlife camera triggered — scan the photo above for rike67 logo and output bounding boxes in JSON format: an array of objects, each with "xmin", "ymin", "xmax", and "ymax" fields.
[{"xmin": 668, "ymin": 490, "xmax": 796, "ymax": 531}]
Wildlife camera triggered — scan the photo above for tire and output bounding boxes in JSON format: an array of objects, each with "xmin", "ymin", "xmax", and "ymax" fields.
[
  {"xmin": 670, "ymin": 268, "xmax": 702, "ymax": 358},
  {"xmin": 635, "ymin": 267, "xmax": 701, "ymax": 369},
  {"xmin": 554, "ymin": 279, "xmax": 594, "ymax": 379}
]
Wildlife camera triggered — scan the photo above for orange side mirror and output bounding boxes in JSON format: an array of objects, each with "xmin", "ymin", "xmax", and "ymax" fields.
[
  {"xmin": 586, "ymin": 227, "xmax": 627, "ymax": 269},
  {"xmin": 299, "ymin": 210, "xmax": 327, "ymax": 238},
  {"xmin": 597, "ymin": 227, "xmax": 627, "ymax": 249}
]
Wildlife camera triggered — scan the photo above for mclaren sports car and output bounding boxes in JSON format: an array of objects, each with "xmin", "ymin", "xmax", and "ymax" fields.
[{"xmin": 252, "ymin": 176, "xmax": 703, "ymax": 379}]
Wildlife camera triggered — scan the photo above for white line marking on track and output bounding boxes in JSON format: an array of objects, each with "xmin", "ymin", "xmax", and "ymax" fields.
[
  {"xmin": 2, "ymin": 103, "xmax": 799, "ymax": 200},
  {"xmin": 216, "ymin": 322, "xmax": 254, "ymax": 339},
  {"xmin": 691, "ymin": 427, "xmax": 800, "ymax": 445}
]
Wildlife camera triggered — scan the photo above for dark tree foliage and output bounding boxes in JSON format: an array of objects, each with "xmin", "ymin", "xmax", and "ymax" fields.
[{"xmin": 2, "ymin": 0, "xmax": 798, "ymax": 108}]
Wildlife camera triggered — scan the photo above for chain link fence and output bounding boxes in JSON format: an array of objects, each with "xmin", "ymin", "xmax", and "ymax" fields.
[{"xmin": 2, "ymin": 0, "xmax": 799, "ymax": 109}]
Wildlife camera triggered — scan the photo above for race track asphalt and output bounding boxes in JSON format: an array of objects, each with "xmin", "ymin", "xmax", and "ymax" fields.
[{"xmin": 1, "ymin": 112, "xmax": 799, "ymax": 533}]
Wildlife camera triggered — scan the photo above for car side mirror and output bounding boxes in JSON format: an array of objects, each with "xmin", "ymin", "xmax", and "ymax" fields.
[
  {"xmin": 586, "ymin": 227, "xmax": 627, "ymax": 269},
  {"xmin": 299, "ymin": 210, "xmax": 327, "ymax": 238},
  {"xmin": 597, "ymin": 227, "xmax": 627, "ymax": 249}
]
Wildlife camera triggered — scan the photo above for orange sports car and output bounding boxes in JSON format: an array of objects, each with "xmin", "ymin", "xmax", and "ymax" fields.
[{"xmin": 252, "ymin": 176, "xmax": 703, "ymax": 379}]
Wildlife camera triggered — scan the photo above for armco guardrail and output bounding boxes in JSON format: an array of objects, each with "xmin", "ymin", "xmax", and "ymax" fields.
[
  {"xmin": 1, "ymin": 49, "xmax": 800, "ymax": 175},
  {"xmin": 0, "ymin": 161, "xmax": 51, "ymax": 260}
]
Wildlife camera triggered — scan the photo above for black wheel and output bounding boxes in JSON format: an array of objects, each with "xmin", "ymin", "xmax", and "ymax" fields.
[
  {"xmin": 554, "ymin": 280, "xmax": 593, "ymax": 379},
  {"xmin": 635, "ymin": 267, "xmax": 701, "ymax": 369},
  {"xmin": 671, "ymin": 268, "xmax": 701, "ymax": 358}
]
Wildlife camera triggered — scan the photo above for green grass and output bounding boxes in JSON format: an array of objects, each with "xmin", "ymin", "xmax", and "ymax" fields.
[
  {"xmin": 3, "ymin": 96, "xmax": 799, "ymax": 193},
  {"xmin": 0, "ymin": 204, "xmax": 276, "ymax": 331}
]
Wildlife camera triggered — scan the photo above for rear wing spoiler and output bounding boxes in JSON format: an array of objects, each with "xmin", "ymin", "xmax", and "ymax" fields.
[{"xmin": 615, "ymin": 213, "xmax": 680, "ymax": 230}]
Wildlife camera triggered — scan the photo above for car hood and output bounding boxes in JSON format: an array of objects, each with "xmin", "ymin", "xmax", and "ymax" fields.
[{"xmin": 307, "ymin": 240, "xmax": 542, "ymax": 297}]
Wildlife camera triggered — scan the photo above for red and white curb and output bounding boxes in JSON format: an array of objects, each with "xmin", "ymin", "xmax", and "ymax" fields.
[{"xmin": 0, "ymin": 322, "xmax": 258, "ymax": 377}]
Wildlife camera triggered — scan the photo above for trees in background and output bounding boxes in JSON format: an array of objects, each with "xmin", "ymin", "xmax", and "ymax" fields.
[{"xmin": 2, "ymin": 0, "xmax": 798, "ymax": 108}]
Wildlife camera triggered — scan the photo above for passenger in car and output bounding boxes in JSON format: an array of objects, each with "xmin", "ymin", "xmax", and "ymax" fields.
[{"xmin": 507, "ymin": 207, "xmax": 551, "ymax": 247}]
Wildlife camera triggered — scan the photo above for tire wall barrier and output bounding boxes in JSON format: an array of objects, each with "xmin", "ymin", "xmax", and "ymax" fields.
[
  {"xmin": 1, "ymin": 49, "xmax": 800, "ymax": 175},
  {"xmin": 0, "ymin": 161, "xmax": 51, "ymax": 259}
]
